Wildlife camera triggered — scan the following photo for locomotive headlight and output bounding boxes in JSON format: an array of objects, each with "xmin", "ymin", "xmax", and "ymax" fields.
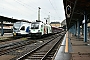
[{"xmin": 38, "ymin": 30, "xmax": 40, "ymax": 32}]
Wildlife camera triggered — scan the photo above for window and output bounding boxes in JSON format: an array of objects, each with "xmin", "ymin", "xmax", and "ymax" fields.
[
  {"xmin": 31, "ymin": 22, "xmax": 39, "ymax": 29},
  {"xmin": 20, "ymin": 26, "xmax": 25, "ymax": 30}
]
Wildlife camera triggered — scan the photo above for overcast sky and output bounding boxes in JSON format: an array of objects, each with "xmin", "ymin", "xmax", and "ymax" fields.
[{"xmin": 0, "ymin": 0, "xmax": 65, "ymax": 23}]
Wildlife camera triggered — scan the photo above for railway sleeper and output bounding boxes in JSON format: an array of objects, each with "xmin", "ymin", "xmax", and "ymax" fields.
[
  {"xmin": 34, "ymin": 52, "xmax": 45, "ymax": 55},
  {"xmin": 31, "ymin": 54, "xmax": 44, "ymax": 57},
  {"xmin": 25, "ymin": 59, "xmax": 41, "ymax": 60},
  {"xmin": 27, "ymin": 56, "xmax": 43, "ymax": 59}
]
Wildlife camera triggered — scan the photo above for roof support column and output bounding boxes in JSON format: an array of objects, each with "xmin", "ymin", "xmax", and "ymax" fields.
[
  {"xmin": 1, "ymin": 21, "xmax": 4, "ymax": 36},
  {"xmin": 84, "ymin": 11, "xmax": 87, "ymax": 42},
  {"xmin": 74, "ymin": 24, "xmax": 77, "ymax": 36},
  {"xmin": 77, "ymin": 20, "xmax": 80, "ymax": 38},
  {"xmin": 72, "ymin": 26, "xmax": 75, "ymax": 35},
  {"xmin": 69, "ymin": 26, "xmax": 74, "ymax": 35},
  {"xmin": 69, "ymin": 24, "xmax": 77, "ymax": 36},
  {"xmin": 81, "ymin": 24, "xmax": 84, "ymax": 35}
]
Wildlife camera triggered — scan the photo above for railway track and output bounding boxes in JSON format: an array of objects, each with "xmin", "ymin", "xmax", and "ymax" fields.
[
  {"xmin": 0, "ymin": 39, "xmax": 36, "ymax": 56},
  {"xmin": 0, "ymin": 31, "xmax": 66, "ymax": 60},
  {"xmin": 0, "ymin": 36, "xmax": 26, "ymax": 42},
  {"xmin": 0, "ymin": 33, "xmax": 60, "ymax": 56},
  {"xmin": 15, "ymin": 33, "xmax": 64, "ymax": 60},
  {"xmin": 0, "ymin": 33, "xmax": 56, "ymax": 56}
]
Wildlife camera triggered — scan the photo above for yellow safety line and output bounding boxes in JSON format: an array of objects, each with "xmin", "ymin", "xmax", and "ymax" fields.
[{"xmin": 65, "ymin": 32, "xmax": 68, "ymax": 53}]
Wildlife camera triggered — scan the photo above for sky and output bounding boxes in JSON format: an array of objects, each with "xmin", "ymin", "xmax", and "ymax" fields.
[{"xmin": 0, "ymin": 0, "xmax": 65, "ymax": 23}]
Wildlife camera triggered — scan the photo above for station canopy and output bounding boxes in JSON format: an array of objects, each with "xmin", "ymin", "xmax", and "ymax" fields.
[
  {"xmin": 63, "ymin": 0, "xmax": 90, "ymax": 29},
  {"xmin": 0, "ymin": 15, "xmax": 30, "ymax": 23}
]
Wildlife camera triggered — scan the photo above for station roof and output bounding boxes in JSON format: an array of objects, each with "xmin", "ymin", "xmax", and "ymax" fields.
[
  {"xmin": 0, "ymin": 23, "xmax": 13, "ymax": 26},
  {"xmin": 63, "ymin": 0, "xmax": 90, "ymax": 29},
  {"xmin": 0, "ymin": 15, "xmax": 30, "ymax": 23}
]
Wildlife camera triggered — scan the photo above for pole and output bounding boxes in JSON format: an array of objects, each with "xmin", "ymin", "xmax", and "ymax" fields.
[
  {"xmin": 38, "ymin": 7, "xmax": 41, "ymax": 21},
  {"xmin": 1, "ymin": 21, "xmax": 4, "ymax": 36},
  {"xmin": 84, "ymin": 11, "xmax": 87, "ymax": 42}
]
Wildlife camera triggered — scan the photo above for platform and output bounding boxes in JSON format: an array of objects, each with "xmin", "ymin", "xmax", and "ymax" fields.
[
  {"xmin": 70, "ymin": 35, "xmax": 90, "ymax": 60},
  {"xmin": 54, "ymin": 34, "xmax": 71, "ymax": 60},
  {"xmin": 0, "ymin": 33, "xmax": 12, "ymax": 37},
  {"xmin": 0, "ymin": 33, "xmax": 13, "ymax": 40},
  {"xmin": 54, "ymin": 33, "xmax": 90, "ymax": 60}
]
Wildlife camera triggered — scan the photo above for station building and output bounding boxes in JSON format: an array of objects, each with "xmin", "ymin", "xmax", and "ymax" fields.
[{"xmin": 50, "ymin": 22, "xmax": 61, "ymax": 27}]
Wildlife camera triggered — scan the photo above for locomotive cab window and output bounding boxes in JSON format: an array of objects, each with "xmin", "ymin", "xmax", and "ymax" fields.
[
  {"xmin": 13, "ymin": 26, "xmax": 17, "ymax": 30},
  {"xmin": 20, "ymin": 26, "xmax": 25, "ymax": 30},
  {"xmin": 31, "ymin": 22, "xmax": 39, "ymax": 29}
]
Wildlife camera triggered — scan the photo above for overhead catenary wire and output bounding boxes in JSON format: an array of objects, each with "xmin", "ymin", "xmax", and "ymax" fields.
[
  {"xmin": 16, "ymin": 0, "xmax": 52, "ymax": 18},
  {"xmin": 48, "ymin": 0, "xmax": 61, "ymax": 19},
  {"xmin": 14, "ymin": 0, "xmax": 49, "ymax": 20},
  {"xmin": 0, "ymin": 0, "xmax": 63, "ymax": 22},
  {"xmin": 14, "ymin": 0, "xmax": 37, "ymax": 12},
  {"xmin": 17, "ymin": 0, "xmax": 58, "ymax": 20},
  {"xmin": 14, "ymin": 0, "xmax": 38, "ymax": 16}
]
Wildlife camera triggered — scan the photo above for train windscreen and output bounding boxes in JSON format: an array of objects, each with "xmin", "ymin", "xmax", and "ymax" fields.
[
  {"xmin": 31, "ymin": 22, "xmax": 39, "ymax": 29},
  {"xmin": 13, "ymin": 22, "xmax": 21, "ymax": 30}
]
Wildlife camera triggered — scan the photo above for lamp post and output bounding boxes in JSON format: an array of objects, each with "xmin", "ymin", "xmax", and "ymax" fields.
[{"xmin": 38, "ymin": 7, "xmax": 41, "ymax": 21}]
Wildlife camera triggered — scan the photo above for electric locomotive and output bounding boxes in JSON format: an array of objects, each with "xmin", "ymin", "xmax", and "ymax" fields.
[
  {"xmin": 30, "ymin": 21, "xmax": 52, "ymax": 37},
  {"xmin": 30, "ymin": 21, "xmax": 45, "ymax": 37}
]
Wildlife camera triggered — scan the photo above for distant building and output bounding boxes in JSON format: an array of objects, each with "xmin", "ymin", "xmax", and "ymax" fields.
[
  {"xmin": 61, "ymin": 19, "xmax": 66, "ymax": 30},
  {"xmin": 61, "ymin": 19, "xmax": 66, "ymax": 27},
  {"xmin": 50, "ymin": 22, "xmax": 60, "ymax": 27},
  {"xmin": 0, "ymin": 22, "xmax": 13, "ymax": 29}
]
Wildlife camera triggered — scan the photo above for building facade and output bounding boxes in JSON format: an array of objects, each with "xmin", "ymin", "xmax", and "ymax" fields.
[{"xmin": 50, "ymin": 22, "xmax": 60, "ymax": 27}]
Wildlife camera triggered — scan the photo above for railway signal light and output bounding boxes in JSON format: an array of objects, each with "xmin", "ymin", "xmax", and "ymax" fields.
[{"xmin": 66, "ymin": 5, "xmax": 71, "ymax": 18}]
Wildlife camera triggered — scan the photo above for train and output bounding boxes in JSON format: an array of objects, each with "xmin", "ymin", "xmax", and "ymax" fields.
[
  {"xmin": 30, "ymin": 21, "xmax": 52, "ymax": 37},
  {"xmin": 13, "ymin": 21, "xmax": 31, "ymax": 37},
  {"xmin": 12, "ymin": 21, "xmax": 63, "ymax": 37},
  {"xmin": 30, "ymin": 21, "xmax": 63, "ymax": 37}
]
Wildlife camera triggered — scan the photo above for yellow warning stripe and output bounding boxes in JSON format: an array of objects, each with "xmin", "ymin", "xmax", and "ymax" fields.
[{"xmin": 65, "ymin": 32, "xmax": 68, "ymax": 53}]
